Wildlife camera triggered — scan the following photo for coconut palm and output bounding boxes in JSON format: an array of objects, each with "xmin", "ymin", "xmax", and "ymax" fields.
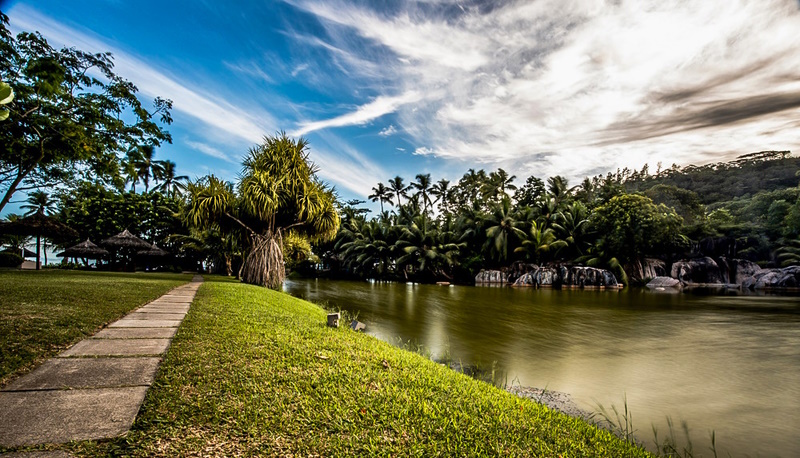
[
  {"xmin": 411, "ymin": 173, "xmax": 434, "ymax": 216},
  {"xmin": 368, "ymin": 182, "xmax": 392, "ymax": 213},
  {"xmin": 21, "ymin": 190, "xmax": 56, "ymax": 265},
  {"xmin": 388, "ymin": 176, "xmax": 409, "ymax": 207},
  {"xmin": 552, "ymin": 201, "xmax": 590, "ymax": 257},
  {"xmin": 153, "ymin": 160, "xmax": 188, "ymax": 198},
  {"xmin": 483, "ymin": 197, "xmax": 526, "ymax": 263},
  {"xmin": 187, "ymin": 133, "xmax": 340, "ymax": 289},
  {"xmin": 430, "ymin": 179, "xmax": 451, "ymax": 215},
  {"xmin": 515, "ymin": 220, "xmax": 566, "ymax": 264},
  {"xmin": 128, "ymin": 144, "xmax": 166, "ymax": 193}
]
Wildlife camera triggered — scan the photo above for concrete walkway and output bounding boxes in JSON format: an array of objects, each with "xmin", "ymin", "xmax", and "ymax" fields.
[{"xmin": 0, "ymin": 276, "xmax": 203, "ymax": 448}]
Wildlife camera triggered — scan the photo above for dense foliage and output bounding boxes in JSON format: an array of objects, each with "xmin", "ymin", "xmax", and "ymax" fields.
[
  {"xmin": 0, "ymin": 12, "xmax": 172, "ymax": 214},
  {"xmin": 321, "ymin": 153, "xmax": 800, "ymax": 285}
]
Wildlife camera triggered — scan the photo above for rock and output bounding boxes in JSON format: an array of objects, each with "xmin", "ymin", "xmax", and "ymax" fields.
[
  {"xmin": 512, "ymin": 265, "xmax": 618, "ymax": 288},
  {"xmin": 646, "ymin": 276, "xmax": 681, "ymax": 288},
  {"xmin": 641, "ymin": 258, "xmax": 667, "ymax": 280},
  {"xmin": 749, "ymin": 266, "xmax": 800, "ymax": 289},
  {"xmin": 670, "ymin": 257, "xmax": 725, "ymax": 284},
  {"xmin": 564, "ymin": 266, "xmax": 619, "ymax": 287},
  {"xmin": 475, "ymin": 270, "xmax": 508, "ymax": 284}
]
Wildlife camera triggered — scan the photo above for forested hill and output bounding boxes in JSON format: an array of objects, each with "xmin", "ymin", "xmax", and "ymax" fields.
[{"xmin": 623, "ymin": 151, "xmax": 800, "ymax": 204}]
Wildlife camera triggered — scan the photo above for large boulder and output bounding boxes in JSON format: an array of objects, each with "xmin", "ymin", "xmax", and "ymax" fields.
[
  {"xmin": 512, "ymin": 265, "xmax": 618, "ymax": 288},
  {"xmin": 564, "ymin": 266, "xmax": 619, "ymax": 287},
  {"xmin": 475, "ymin": 270, "xmax": 508, "ymax": 284},
  {"xmin": 671, "ymin": 257, "xmax": 725, "ymax": 284},
  {"xmin": 646, "ymin": 276, "xmax": 681, "ymax": 288},
  {"xmin": 743, "ymin": 266, "xmax": 800, "ymax": 289}
]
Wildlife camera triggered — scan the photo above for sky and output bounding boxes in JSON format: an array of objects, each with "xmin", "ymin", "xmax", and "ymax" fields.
[{"xmin": 4, "ymin": 0, "xmax": 800, "ymax": 213}]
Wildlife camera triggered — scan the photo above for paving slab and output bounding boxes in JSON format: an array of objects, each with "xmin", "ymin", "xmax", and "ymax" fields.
[
  {"xmin": 147, "ymin": 300, "xmax": 191, "ymax": 306},
  {"xmin": 136, "ymin": 307, "xmax": 189, "ymax": 314},
  {"xmin": 58, "ymin": 339, "xmax": 171, "ymax": 357},
  {"xmin": 108, "ymin": 319, "xmax": 182, "ymax": 328},
  {"xmin": 91, "ymin": 327, "xmax": 177, "ymax": 339},
  {"xmin": 3, "ymin": 358, "xmax": 161, "ymax": 391},
  {"xmin": 0, "ymin": 387, "xmax": 148, "ymax": 446},
  {"xmin": 125, "ymin": 312, "xmax": 186, "ymax": 321}
]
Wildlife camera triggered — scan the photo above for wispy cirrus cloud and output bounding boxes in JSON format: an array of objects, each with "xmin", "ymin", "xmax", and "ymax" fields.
[
  {"xmin": 291, "ymin": 91, "xmax": 421, "ymax": 136},
  {"xmin": 289, "ymin": 0, "xmax": 800, "ymax": 181}
]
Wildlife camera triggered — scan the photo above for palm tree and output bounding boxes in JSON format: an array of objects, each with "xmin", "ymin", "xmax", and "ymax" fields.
[
  {"xmin": 482, "ymin": 197, "xmax": 526, "ymax": 263},
  {"xmin": 430, "ymin": 178, "xmax": 451, "ymax": 215},
  {"xmin": 153, "ymin": 160, "xmax": 189, "ymax": 198},
  {"xmin": 515, "ymin": 220, "xmax": 566, "ymax": 264},
  {"xmin": 368, "ymin": 182, "xmax": 392, "ymax": 213},
  {"xmin": 130, "ymin": 144, "xmax": 166, "ymax": 193},
  {"xmin": 21, "ymin": 190, "xmax": 56, "ymax": 265},
  {"xmin": 547, "ymin": 175, "xmax": 571, "ymax": 208},
  {"xmin": 483, "ymin": 168, "xmax": 517, "ymax": 202},
  {"xmin": 411, "ymin": 173, "xmax": 434, "ymax": 216},
  {"xmin": 187, "ymin": 133, "xmax": 340, "ymax": 288},
  {"xmin": 552, "ymin": 202, "xmax": 590, "ymax": 257},
  {"xmin": 388, "ymin": 176, "xmax": 409, "ymax": 207}
]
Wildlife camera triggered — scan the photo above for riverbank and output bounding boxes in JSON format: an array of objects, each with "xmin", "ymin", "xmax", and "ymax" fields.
[{"xmin": 11, "ymin": 276, "xmax": 649, "ymax": 457}]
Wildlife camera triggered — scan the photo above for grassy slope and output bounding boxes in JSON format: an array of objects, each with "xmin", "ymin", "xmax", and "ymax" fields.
[
  {"xmin": 74, "ymin": 278, "xmax": 652, "ymax": 457},
  {"xmin": 0, "ymin": 270, "xmax": 191, "ymax": 386}
]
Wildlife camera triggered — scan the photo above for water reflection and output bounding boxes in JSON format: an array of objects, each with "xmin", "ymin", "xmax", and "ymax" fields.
[{"xmin": 284, "ymin": 279, "xmax": 800, "ymax": 457}]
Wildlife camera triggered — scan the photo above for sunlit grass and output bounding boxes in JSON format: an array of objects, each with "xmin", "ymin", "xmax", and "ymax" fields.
[
  {"xmin": 68, "ymin": 277, "xmax": 653, "ymax": 457},
  {"xmin": 0, "ymin": 270, "xmax": 191, "ymax": 386}
]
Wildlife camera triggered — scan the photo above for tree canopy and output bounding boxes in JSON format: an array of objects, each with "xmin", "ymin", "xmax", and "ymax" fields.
[{"xmin": 0, "ymin": 12, "xmax": 172, "ymax": 214}]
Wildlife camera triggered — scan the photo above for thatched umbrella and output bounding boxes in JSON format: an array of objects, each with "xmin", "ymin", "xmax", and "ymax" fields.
[
  {"xmin": 0, "ymin": 209, "xmax": 78, "ymax": 269},
  {"xmin": 100, "ymin": 229, "xmax": 152, "ymax": 270},
  {"xmin": 57, "ymin": 239, "xmax": 109, "ymax": 265},
  {"xmin": 100, "ymin": 229, "xmax": 152, "ymax": 250},
  {"xmin": 137, "ymin": 243, "xmax": 169, "ymax": 257}
]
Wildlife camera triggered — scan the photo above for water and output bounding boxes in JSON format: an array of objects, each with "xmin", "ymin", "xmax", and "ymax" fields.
[{"xmin": 283, "ymin": 279, "xmax": 800, "ymax": 457}]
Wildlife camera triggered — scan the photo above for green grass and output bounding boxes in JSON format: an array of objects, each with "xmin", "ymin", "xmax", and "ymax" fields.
[
  {"xmin": 0, "ymin": 270, "xmax": 192, "ymax": 386},
  {"xmin": 64, "ymin": 277, "xmax": 653, "ymax": 457}
]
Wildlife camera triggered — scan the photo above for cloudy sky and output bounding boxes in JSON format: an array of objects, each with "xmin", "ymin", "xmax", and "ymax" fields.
[{"xmin": 4, "ymin": 0, "xmax": 800, "ymax": 208}]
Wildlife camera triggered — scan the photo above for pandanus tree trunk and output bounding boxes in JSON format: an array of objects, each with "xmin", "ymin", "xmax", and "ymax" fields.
[{"xmin": 241, "ymin": 232, "xmax": 285, "ymax": 289}]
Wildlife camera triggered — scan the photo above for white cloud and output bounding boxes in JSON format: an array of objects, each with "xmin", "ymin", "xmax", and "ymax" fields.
[
  {"xmin": 185, "ymin": 141, "xmax": 238, "ymax": 163},
  {"xmin": 308, "ymin": 132, "xmax": 389, "ymax": 196},
  {"xmin": 379, "ymin": 125, "xmax": 398, "ymax": 136},
  {"xmin": 292, "ymin": 0, "xmax": 800, "ymax": 181},
  {"xmin": 291, "ymin": 91, "xmax": 421, "ymax": 136}
]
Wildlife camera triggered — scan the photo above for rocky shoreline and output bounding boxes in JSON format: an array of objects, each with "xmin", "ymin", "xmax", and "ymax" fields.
[{"xmin": 506, "ymin": 386, "xmax": 594, "ymax": 421}]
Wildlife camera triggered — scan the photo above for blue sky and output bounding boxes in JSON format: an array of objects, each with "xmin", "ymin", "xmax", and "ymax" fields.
[{"xmin": 4, "ymin": 0, "xmax": 800, "ymax": 214}]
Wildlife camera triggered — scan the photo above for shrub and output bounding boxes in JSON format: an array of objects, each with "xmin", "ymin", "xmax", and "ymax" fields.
[{"xmin": 0, "ymin": 252, "xmax": 23, "ymax": 268}]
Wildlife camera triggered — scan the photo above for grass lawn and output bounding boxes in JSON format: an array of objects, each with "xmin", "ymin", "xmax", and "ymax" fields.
[
  {"xmin": 63, "ymin": 277, "xmax": 653, "ymax": 457},
  {"xmin": 0, "ymin": 270, "xmax": 192, "ymax": 387}
]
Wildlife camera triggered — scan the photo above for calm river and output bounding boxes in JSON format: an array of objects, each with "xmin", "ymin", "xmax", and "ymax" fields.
[{"xmin": 283, "ymin": 279, "xmax": 800, "ymax": 457}]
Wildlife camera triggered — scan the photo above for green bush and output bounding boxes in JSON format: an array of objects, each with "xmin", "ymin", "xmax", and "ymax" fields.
[{"xmin": 0, "ymin": 252, "xmax": 23, "ymax": 268}]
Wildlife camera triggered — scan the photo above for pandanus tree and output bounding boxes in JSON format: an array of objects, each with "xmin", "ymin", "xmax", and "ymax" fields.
[{"xmin": 187, "ymin": 133, "xmax": 340, "ymax": 289}]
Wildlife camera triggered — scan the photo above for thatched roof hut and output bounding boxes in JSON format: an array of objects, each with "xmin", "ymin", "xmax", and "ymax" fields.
[
  {"xmin": 57, "ymin": 239, "xmax": 109, "ymax": 259},
  {"xmin": 100, "ymin": 229, "xmax": 152, "ymax": 250},
  {"xmin": 0, "ymin": 209, "xmax": 78, "ymax": 269},
  {"xmin": 137, "ymin": 243, "xmax": 169, "ymax": 257}
]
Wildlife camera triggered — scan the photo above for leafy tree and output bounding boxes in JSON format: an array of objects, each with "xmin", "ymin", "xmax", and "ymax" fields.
[
  {"xmin": 0, "ymin": 80, "xmax": 12, "ymax": 121},
  {"xmin": 0, "ymin": 13, "xmax": 172, "ymax": 214},
  {"xmin": 514, "ymin": 176, "xmax": 546, "ymax": 207},
  {"xmin": 590, "ymin": 194, "xmax": 683, "ymax": 280},
  {"xmin": 187, "ymin": 133, "xmax": 339, "ymax": 289}
]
